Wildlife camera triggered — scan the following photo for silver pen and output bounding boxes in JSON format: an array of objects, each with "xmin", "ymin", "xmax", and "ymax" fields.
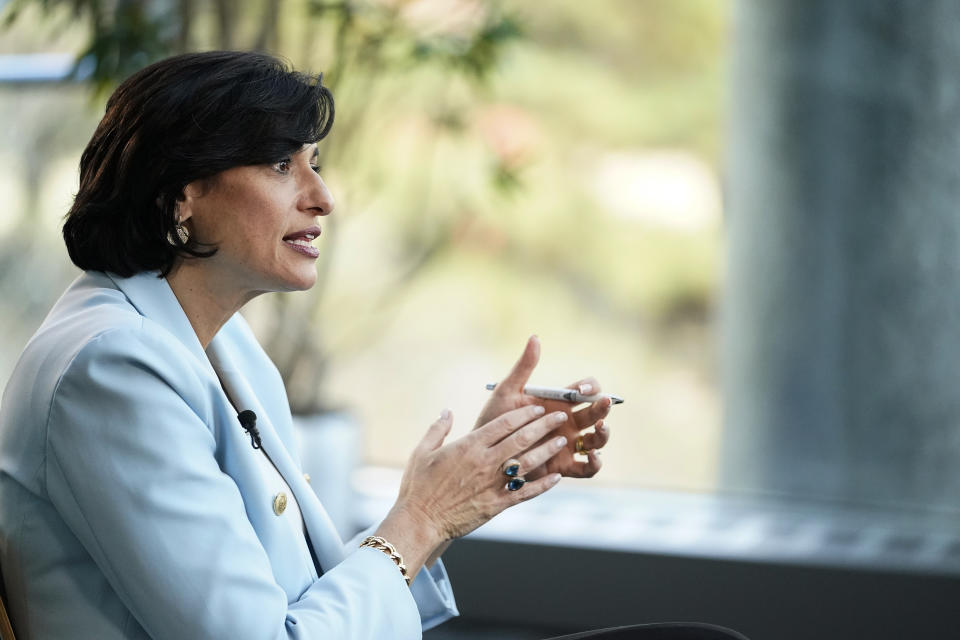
[{"xmin": 485, "ymin": 383, "xmax": 624, "ymax": 405}]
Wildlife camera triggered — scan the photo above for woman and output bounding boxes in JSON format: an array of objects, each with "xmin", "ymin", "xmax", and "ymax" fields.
[{"xmin": 0, "ymin": 51, "xmax": 613, "ymax": 638}]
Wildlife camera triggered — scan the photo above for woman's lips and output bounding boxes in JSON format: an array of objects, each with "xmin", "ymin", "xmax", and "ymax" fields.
[{"xmin": 282, "ymin": 226, "xmax": 321, "ymax": 258}]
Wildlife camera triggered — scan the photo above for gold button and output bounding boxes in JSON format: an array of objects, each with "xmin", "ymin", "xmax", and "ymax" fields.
[
  {"xmin": 273, "ymin": 492, "xmax": 288, "ymax": 516},
  {"xmin": 303, "ymin": 473, "xmax": 311, "ymax": 484}
]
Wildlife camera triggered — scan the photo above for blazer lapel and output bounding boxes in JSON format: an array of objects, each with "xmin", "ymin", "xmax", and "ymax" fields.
[
  {"xmin": 108, "ymin": 270, "xmax": 347, "ymax": 570},
  {"xmin": 206, "ymin": 335, "xmax": 347, "ymax": 571},
  {"xmin": 106, "ymin": 271, "xmax": 217, "ymax": 380}
]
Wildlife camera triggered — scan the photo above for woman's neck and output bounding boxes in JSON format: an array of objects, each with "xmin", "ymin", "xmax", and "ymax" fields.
[{"xmin": 164, "ymin": 261, "xmax": 259, "ymax": 349}]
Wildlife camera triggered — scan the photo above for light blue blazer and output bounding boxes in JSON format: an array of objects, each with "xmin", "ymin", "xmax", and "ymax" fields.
[{"xmin": 0, "ymin": 271, "xmax": 458, "ymax": 639}]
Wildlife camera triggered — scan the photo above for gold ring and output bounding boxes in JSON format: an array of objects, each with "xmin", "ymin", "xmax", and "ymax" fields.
[
  {"xmin": 502, "ymin": 458, "xmax": 521, "ymax": 477},
  {"xmin": 575, "ymin": 435, "xmax": 587, "ymax": 455}
]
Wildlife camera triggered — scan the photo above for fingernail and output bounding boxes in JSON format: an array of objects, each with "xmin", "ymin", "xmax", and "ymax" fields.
[
  {"xmin": 552, "ymin": 412, "xmax": 568, "ymax": 424},
  {"xmin": 440, "ymin": 408, "xmax": 451, "ymax": 420},
  {"xmin": 579, "ymin": 383, "xmax": 593, "ymax": 394},
  {"xmin": 555, "ymin": 436, "xmax": 567, "ymax": 448},
  {"xmin": 598, "ymin": 422, "xmax": 607, "ymax": 433},
  {"xmin": 549, "ymin": 473, "xmax": 562, "ymax": 485},
  {"xmin": 533, "ymin": 405, "xmax": 546, "ymax": 415}
]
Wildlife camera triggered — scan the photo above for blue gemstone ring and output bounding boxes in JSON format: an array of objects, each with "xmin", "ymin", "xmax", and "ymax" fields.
[
  {"xmin": 505, "ymin": 477, "xmax": 526, "ymax": 491},
  {"xmin": 502, "ymin": 459, "xmax": 521, "ymax": 477}
]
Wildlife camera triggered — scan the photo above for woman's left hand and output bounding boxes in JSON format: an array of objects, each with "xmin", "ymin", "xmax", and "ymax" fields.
[{"xmin": 473, "ymin": 335, "xmax": 612, "ymax": 481}]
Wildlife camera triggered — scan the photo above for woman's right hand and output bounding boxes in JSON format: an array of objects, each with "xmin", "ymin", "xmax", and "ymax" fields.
[{"xmin": 374, "ymin": 405, "xmax": 570, "ymax": 578}]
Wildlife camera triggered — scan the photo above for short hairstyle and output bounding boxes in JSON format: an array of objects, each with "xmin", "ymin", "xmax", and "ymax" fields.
[{"xmin": 63, "ymin": 50, "xmax": 334, "ymax": 277}]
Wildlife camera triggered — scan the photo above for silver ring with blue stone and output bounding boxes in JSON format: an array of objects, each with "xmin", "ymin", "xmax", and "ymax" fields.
[{"xmin": 505, "ymin": 477, "xmax": 526, "ymax": 491}]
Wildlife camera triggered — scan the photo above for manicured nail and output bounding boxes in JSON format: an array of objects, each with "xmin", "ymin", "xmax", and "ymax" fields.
[
  {"xmin": 551, "ymin": 412, "xmax": 568, "ymax": 424},
  {"xmin": 579, "ymin": 383, "xmax": 593, "ymax": 394},
  {"xmin": 555, "ymin": 436, "xmax": 567, "ymax": 448},
  {"xmin": 533, "ymin": 405, "xmax": 546, "ymax": 415},
  {"xmin": 549, "ymin": 473, "xmax": 562, "ymax": 485},
  {"xmin": 440, "ymin": 408, "xmax": 451, "ymax": 420},
  {"xmin": 598, "ymin": 422, "xmax": 607, "ymax": 433}
]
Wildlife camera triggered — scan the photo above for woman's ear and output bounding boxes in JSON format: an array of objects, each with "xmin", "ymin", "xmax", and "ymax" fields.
[{"xmin": 177, "ymin": 183, "xmax": 201, "ymax": 224}]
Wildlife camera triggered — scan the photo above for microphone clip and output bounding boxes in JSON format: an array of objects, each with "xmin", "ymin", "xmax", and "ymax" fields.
[{"xmin": 237, "ymin": 410, "xmax": 262, "ymax": 450}]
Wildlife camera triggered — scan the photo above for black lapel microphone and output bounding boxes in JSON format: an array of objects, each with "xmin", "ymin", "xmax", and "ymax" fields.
[{"xmin": 237, "ymin": 410, "xmax": 262, "ymax": 450}]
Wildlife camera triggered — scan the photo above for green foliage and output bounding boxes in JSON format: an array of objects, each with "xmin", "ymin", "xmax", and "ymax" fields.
[
  {"xmin": 2, "ymin": 0, "xmax": 523, "ymax": 93},
  {"xmin": 3, "ymin": 0, "xmax": 82, "ymax": 27},
  {"xmin": 410, "ymin": 13, "xmax": 522, "ymax": 80},
  {"xmin": 3, "ymin": 0, "xmax": 176, "ymax": 93},
  {"xmin": 78, "ymin": 3, "xmax": 176, "ymax": 94}
]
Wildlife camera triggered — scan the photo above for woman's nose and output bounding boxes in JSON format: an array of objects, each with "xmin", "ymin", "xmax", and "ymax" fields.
[{"xmin": 301, "ymin": 173, "xmax": 335, "ymax": 216}]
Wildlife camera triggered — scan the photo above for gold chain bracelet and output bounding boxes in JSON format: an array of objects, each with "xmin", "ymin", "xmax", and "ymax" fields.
[{"xmin": 359, "ymin": 535, "xmax": 411, "ymax": 586}]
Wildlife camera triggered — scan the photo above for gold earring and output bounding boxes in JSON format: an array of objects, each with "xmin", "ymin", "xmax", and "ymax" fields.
[{"xmin": 176, "ymin": 222, "xmax": 189, "ymax": 244}]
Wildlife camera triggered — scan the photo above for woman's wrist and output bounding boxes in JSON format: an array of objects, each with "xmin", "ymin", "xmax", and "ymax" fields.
[
  {"xmin": 373, "ymin": 504, "xmax": 445, "ymax": 583},
  {"xmin": 360, "ymin": 535, "xmax": 411, "ymax": 585},
  {"xmin": 425, "ymin": 539, "xmax": 452, "ymax": 569}
]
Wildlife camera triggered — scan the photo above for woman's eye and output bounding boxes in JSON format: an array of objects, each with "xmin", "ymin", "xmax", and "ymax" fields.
[
  {"xmin": 310, "ymin": 164, "xmax": 322, "ymax": 175},
  {"xmin": 273, "ymin": 158, "xmax": 292, "ymax": 173}
]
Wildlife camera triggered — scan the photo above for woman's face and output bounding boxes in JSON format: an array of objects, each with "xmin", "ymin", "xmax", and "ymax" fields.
[{"xmin": 179, "ymin": 144, "xmax": 334, "ymax": 296}]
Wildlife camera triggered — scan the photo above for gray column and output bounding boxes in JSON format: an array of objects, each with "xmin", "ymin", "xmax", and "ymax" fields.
[{"xmin": 722, "ymin": 0, "xmax": 960, "ymax": 510}]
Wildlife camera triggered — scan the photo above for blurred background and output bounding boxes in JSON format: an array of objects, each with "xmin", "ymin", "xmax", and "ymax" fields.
[{"xmin": 3, "ymin": 1, "xmax": 960, "ymax": 638}]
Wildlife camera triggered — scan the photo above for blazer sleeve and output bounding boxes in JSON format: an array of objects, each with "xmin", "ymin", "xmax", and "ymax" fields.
[
  {"xmin": 346, "ymin": 526, "xmax": 459, "ymax": 631},
  {"xmin": 43, "ymin": 326, "xmax": 424, "ymax": 640}
]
